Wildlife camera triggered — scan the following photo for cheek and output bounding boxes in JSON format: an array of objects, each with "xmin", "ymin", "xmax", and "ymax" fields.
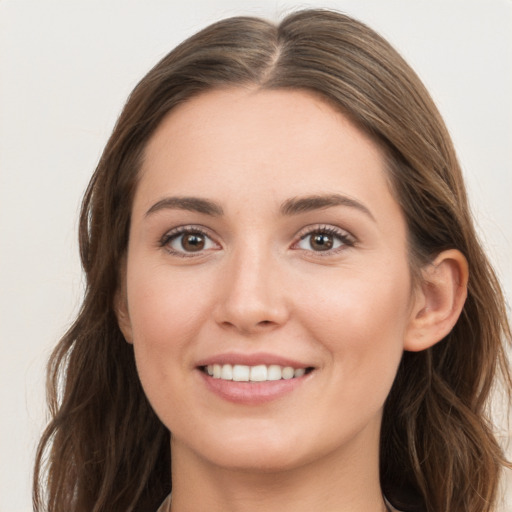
[
  {"xmin": 127, "ymin": 264, "xmax": 207, "ymax": 346},
  {"xmin": 300, "ymin": 267, "xmax": 411, "ymax": 381},
  {"xmin": 125, "ymin": 265, "xmax": 210, "ymax": 399}
]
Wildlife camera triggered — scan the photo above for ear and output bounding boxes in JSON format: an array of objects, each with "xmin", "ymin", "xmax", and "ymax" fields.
[
  {"xmin": 404, "ymin": 249, "xmax": 468, "ymax": 352},
  {"xmin": 114, "ymin": 265, "xmax": 134, "ymax": 344},
  {"xmin": 114, "ymin": 289, "xmax": 134, "ymax": 344}
]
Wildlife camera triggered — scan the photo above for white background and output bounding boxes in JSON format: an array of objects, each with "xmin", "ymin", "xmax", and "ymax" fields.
[{"xmin": 1, "ymin": 1, "xmax": 511, "ymax": 511}]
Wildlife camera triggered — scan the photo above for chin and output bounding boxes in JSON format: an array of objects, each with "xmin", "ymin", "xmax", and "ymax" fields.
[
  {"xmin": 173, "ymin": 424, "xmax": 314, "ymax": 473},
  {"xmin": 204, "ymin": 446, "xmax": 309, "ymax": 474}
]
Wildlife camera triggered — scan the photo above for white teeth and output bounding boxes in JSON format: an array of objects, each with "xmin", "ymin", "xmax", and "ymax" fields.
[
  {"xmin": 282, "ymin": 366, "xmax": 294, "ymax": 380},
  {"xmin": 206, "ymin": 363, "xmax": 309, "ymax": 382},
  {"xmin": 249, "ymin": 365, "xmax": 267, "ymax": 382},
  {"xmin": 267, "ymin": 365, "xmax": 282, "ymax": 381},
  {"xmin": 220, "ymin": 364, "xmax": 233, "ymax": 380},
  {"xmin": 294, "ymin": 368, "xmax": 306, "ymax": 378},
  {"xmin": 232, "ymin": 365, "xmax": 250, "ymax": 381}
]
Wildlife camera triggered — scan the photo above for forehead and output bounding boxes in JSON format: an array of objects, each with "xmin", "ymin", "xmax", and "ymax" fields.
[{"xmin": 135, "ymin": 87, "xmax": 401, "ymax": 226}]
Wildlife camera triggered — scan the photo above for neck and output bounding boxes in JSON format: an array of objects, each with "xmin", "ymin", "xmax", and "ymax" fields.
[{"xmin": 169, "ymin": 424, "xmax": 387, "ymax": 512}]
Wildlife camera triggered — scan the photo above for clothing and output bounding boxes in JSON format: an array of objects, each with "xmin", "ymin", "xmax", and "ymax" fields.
[
  {"xmin": 156, "ymin": 493, "xmax": 403, "ymax": 511},
  {"xmin": 156, "ymin": 494, "xmax": 171, "ymax": 512},
  {"xmin": 385, "ymin": 497, "xmax": 404, "ymax": 512}
]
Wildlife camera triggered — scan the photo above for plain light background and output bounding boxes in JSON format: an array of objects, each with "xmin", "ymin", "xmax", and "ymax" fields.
[{"xmin": 1, "ymin": 1, "xmax": 511, "ymax": 511}]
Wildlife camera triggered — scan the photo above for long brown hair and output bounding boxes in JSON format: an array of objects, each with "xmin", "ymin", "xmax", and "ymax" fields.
[{"xmin": 33, "ymin": 9, "xmax": 511, "ymax": 512}]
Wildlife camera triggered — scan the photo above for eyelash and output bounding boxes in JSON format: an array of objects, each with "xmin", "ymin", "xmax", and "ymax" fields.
[
  {"xmin": 159, "ymin": 225, "xmax": 218, "ymax": 258},
  {"xmin": 159, "ymin": 224, "xmax": 356, "ymax": 258},
  {"xmin": 293, "ymin": 225, "xmax": 356, "ymax": 256}
]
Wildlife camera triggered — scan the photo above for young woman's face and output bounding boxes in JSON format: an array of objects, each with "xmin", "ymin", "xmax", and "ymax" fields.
[{"xmin": 119, "ymin": 88, "xmax": 419, "ymax": 472}]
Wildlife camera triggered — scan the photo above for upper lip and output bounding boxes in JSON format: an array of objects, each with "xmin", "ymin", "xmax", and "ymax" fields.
[{"xmin": 195, "ymin": 352, "xmax": 313, "ymax": 369}]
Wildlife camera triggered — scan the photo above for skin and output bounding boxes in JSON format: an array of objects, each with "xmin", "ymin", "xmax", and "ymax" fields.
[{"xmin": 116, "ymin": 88, "xmax": 468, "ymax": 512}]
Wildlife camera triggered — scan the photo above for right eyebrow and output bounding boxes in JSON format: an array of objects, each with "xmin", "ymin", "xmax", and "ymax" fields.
[{"xmin": 145, "ymin": 196, "xmax": 224, "ymax": 217}]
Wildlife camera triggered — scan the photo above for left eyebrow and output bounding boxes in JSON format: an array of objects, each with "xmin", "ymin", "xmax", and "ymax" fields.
[{"xmin": 280, "ymin": 194, "xmax": 375, "ymax": 221}]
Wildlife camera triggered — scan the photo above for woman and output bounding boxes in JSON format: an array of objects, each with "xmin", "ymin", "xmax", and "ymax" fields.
[{"xmin": 33, "ymin": 9, "xmax": 511, "ymax": 512}]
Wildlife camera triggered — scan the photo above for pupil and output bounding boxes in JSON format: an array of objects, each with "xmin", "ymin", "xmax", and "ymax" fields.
[
  {"xmin": 182, "ymin": 233, "xmax": 205, "ymax": 251},
  {"xmin": 312, "ymin": 233, "xmax": 333, "ymax": 251}
]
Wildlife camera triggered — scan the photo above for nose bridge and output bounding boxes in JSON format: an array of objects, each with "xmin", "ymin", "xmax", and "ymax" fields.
[{"xmin": 215, "ymin": 237, "xmax": 288, "ymax": 332}]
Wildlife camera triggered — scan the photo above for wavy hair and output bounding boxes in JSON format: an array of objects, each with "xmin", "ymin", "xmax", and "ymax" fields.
[{"xmin": 33, "ymin": 9, "xmax": 511, "ymax": 512}]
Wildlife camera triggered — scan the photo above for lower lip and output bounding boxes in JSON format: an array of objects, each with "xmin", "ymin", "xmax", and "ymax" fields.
[{"xmin": 199, "ymin": 370, "xmax": 310, "ymax": 405}]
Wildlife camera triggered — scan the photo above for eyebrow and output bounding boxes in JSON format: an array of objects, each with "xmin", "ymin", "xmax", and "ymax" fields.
[
  {"xmin": 146, "ymin": 196, "xmax": 224, "ymax": 217},
  {"xmin": 280, "ymin": 194, "xmax": 375, "ymax": 221},
  {"xmin": 145, "ymin": 193, "xmax": 374, "ymax": 221}
]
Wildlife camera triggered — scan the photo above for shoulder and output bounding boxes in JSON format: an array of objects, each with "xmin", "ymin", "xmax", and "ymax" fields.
[
  {"xmin": 157, "ymin": 493, "xmax": 412, "ymax": 511},
  {"xmin": 156, "ymin": 493, "xmax": 172, "ymax": 512},
  {"xmin": 386, "ymin": 497, "xmax": 402, "ymax": 511}
]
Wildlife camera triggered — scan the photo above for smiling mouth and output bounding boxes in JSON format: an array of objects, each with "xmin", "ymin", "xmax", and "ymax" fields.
[{"xmin": 200, "ymin": 364, "xmax": 315, "ymax": 382}]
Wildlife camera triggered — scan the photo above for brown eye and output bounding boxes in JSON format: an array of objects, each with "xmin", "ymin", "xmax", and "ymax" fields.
[
  {"xmin": 164, "ymin": 228, "xmax": 218, "ymax": 255},
  {"xmin": 310, "ymin": 233, "xmax": 334, "ymax": 251},
  {"xmin": 296, "ymin": 227, "xmax": 353, "ymax": 253},
  {"xmin": 181, "ymin": 233, "xmax": 205, "ymax": 252}
]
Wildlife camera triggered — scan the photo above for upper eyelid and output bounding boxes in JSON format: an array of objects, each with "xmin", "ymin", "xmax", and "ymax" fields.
[
  {"xmin": 158, "ymin": 223, "xmax": 355, "ymax": 249},
  {"xmin": 294, "ymin": 224, "xmax": 355, "ymax": 240},
  {"xmin": 291, "ymin": 224, "xmax": 356, "ymax": 252},
  {"xmin": 162, "ymin": 224, "xmax": 215, "ymax": 238},
  {"xmin": 160, "ymin": 225, "xmax": 221, "ymax": 247}
]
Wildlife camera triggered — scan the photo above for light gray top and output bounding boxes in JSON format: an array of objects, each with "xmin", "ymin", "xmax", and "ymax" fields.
[{"xmin": 156, "ymin": 494, "xmax": 404, "ymax": 511}]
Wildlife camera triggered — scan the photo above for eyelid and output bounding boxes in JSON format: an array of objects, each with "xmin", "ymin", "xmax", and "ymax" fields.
[
  {"xmin": 158, "ymin": 223, "xmax": 355, "ymax": 257},
  {"xmin": 291, "ymin": 224, "xmax": 356, "ymax": 254},
  {"xmin": 159, "ymin": 224, "xmax": 221, "ymax": 257}
]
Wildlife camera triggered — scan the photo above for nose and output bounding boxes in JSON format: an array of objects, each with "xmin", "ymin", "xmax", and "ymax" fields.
[{"xmin": 213, "ymin": 245, "xmax": 290, "ymax": 335}]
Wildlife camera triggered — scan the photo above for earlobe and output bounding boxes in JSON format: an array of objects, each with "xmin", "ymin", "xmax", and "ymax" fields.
[
  {"xmin": 404, "ymin": 249, "xmax": 468, "ymax": 352},
  {"xmin": 114, "ymin": 288, "xmax": 134, "ymax": 344}
]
